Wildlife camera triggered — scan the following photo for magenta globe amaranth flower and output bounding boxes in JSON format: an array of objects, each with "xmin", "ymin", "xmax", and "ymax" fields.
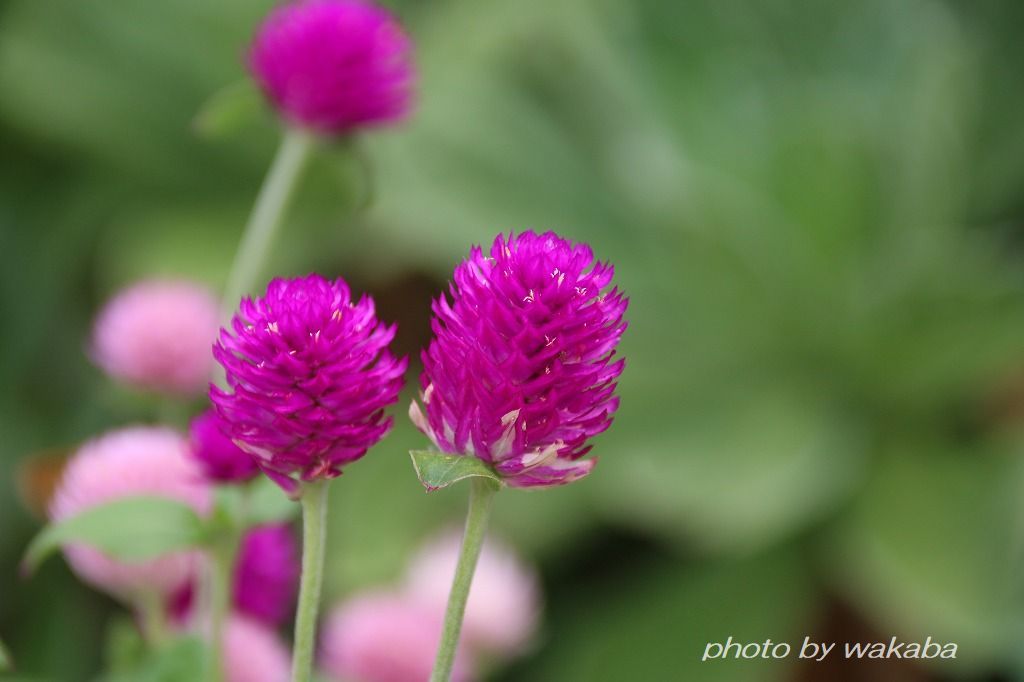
[
  {"xmin": 190, "ymin": 409, "xmax": 260, "ymax": 483},
  {"xmin": 234, "ymin": 524, "xmax": 300, "ymax": 625},
  {"xmin": 411, "ymin": 231, "xmax": 628, "ymax": 488},
  {"xmin": 212, "ymin": 274, "xmax": 406, "ymax": 491},
  {"xmin": 91, "ymin": 279, "xmax": 220, "ymax": 395},
  {"xmin": 49, "ymin": 427, "xmax": 212, "ymax": 599},
  {"xmin": 248, "ymin": 0, "xmax": 415, "ymax": 135}
]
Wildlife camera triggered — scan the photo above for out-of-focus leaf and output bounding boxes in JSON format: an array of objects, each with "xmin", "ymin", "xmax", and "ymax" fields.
[
  {"xmin": 192, "ymin": 80, "xmax": 264, "ymax": 139},
  {"xmin": 102, "ymin": 617, "xmax": 145, "ymax": 676},
  {"xmin": 410, "ymin": 450, "xmax": 503, "ymax": 492},
  {"xmin": 0, "ymin": 636, "xmax": 11, "ymax": 671},
  {"xmin": 244, "ymin": 476, "xmax": 299, "ymax": 526},
  {"xmin": 22, "ymin": 497, "xmax": 204, "ymax": 574},
  {"xmin": 826, "ymin": 440, "xmax": 1018, "ymax": 668},
  {"xmin": 595, "ymin": 383, "xmax": 866, "ymax": 554},
  {"xmin": 98, "ymin": 635, "xmax": 206, "ymax": 682},
  {"xmin": 517, "ymin": 548, "xmax": 815, "ymax": 682}
]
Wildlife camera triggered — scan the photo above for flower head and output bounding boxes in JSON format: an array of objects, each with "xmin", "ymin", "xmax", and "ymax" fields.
[
  {"xmin": 212, "ymin": 274, "xmax": 406, "ymax": 492},
  {"xmin": 189, "ymin": 409, "xmax": 260, "ymax": 483},
  {"xmin": 411, "ymin": 231, "xmax": 627, "ymax": 488},
  {"xmin": 405, "ymin": 531, "xmax": 540, "ymax": 658},
  {"xmin": 234, "ymin": 524, "xmax": 300, "ymax": 625},
  {"xmin": 91, "ymin": 279, "xmax": 220, "ymax": 395},
  {"xmin": 320, "ymin": 591, "xmax": 472, "ymax": 682},
  {"xmin": 224, "ymin": 614, "xmax": 292, "ymax": 682},
  {"xmin": 49, "ymin": 427, "xmax": 212, "ymax": 599},
  {"xmin": 248, "ymin": 0, "xmax": 415, "ymax": 135}
]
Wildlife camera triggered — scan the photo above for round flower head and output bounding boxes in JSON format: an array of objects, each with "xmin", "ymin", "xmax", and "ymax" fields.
[
  {"xmin": 320, "ymin": 591, "xmax": 473, "ymax": 682},
  {"xmin": 190, "ymin": 409, "xmax": 259, "ymax": 483},
  {"xmin": 248, "ymin": 0, "xmax": 415, "ymax": 135},
  {"xmin": 212, "ymin": 274, "xmax": 407, "ymax": 492},
  {"xmin": 234, "ymin": 524, "xmax": 300, "ymax": 625},
  {"xmin": 223, "ymin": 614, "xmax": 292, "ymax": 682},
  {"xmin": 411, "ymin": 231, "xmax": 628, "ymax": 488},
  {"xmin": 405, "ymin": 531, "xmax": 540, "ymax": 658},
  {"xmin": 49, "ymin": 427, "xmax": 212, "ymax": 599},
  {"xmin": 91, "ymin": 279, "xmax": 220, "ymax": 395}
]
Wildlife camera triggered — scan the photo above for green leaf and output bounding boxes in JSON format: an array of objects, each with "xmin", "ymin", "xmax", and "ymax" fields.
[
  {"xmin": 409, "ymin": 450, "xmax": 502, "ymax": 492},
  {"xmin": 192, "ymin": 80, "xmax": 263, "ymax": 139},
  {"xmin": 0, "ymin": 636, "xmax": 11, "ymax": 672},
  {"xmin": 98, "ymin": 635, "xmax": 206, "ymax": 682},
  {"xmin": 244, "ymin": 476, "xmax": 299, "ymax": 526},
  {"xmin": 22, "ymin": 496, "xmax": 204, "ymax": 574}
]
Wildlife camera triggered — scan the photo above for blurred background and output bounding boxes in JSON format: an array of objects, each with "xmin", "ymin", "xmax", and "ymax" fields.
[{"xmin": 3, "ymin": 0, "xmax": 1024, "ymax": 679}]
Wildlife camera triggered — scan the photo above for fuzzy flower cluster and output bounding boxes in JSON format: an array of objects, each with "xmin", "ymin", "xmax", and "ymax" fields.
[
  {"xmin": 49, "ymin": 427, "xmax": 212, "ymax": 599},
  {"xmin": 91, "ymin": 279, "xmax": 220, "ymax": 396},
  {"xmin": 212, "ymin": 274, "xmax": 406, "ymax": 492},
  {"xmin": 411, "ymin": 231, "xmax": 628, "ymax": 487},
  {"xmin": 320, "ymin": 532, "xmax": 539, "ymax": 682},
  {"xmin": 248, "ymin": 0, "xmax": 415, "ymax": 135}
]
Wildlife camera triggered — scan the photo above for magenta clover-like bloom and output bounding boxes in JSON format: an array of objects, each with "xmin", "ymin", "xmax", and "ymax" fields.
[
  {"xmin": 189, "ymin": 409, "xmax": 260, "ymax": 483},
  {"xmin": 212, "ymin": 274, "xmax": 406, "ymax": 492},
  {"xmin": 248, "ymin": 0, "xmax": 415, "ymax": 135},
  {"xmin": 410, "ymin": 231, "xmax": 627, "ymax": 488}
]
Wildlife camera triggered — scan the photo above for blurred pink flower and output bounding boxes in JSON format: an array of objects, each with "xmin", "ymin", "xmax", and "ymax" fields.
[
  {"xmin": 320, "ymin": 591, "xmax": 473, "ymax": 682},
  {"xmin": 224, "ymin": 614, "xmax": 291, "ymax": 682},
  {"xmin": 405, "ymin": 532, "xmax": 540, "ymax": 658},
  {"xmin": 91, "ymin": 279, "xmax": 219, "ymax": 395},
  {"xmin": 248, "ymin": 0, "xmax": 415, "ymax": 135},
  {"xmin": 49, "ymin": 427, "xmax": 212, "ymax": 599}
]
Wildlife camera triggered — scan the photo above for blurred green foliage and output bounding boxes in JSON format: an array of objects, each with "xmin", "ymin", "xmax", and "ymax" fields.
[{"xmin": 3, "ymin": 0, "xmax": 1024, "ymax": 680}]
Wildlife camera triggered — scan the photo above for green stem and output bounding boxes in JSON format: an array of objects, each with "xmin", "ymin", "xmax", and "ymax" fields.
[
  {"xmin": 207, "ymin": 534, "xmax": 239, "ymax": 682},
  {"xmin": 291, "ymin": 480, "xmax": 330, "ymax": 682},
  {"xmin": 138, "ymin": 591, "xmax": 169, "ymax": 649},
  {"xmin": 220, "ymin": 127, "xmax": 314, "ymax": 323},
  {"xmin": 430, "ymin": 479, "xmax": 497, "ymax": 682}
]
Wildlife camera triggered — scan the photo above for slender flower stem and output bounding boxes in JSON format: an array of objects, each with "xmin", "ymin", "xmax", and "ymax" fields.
[
  {"xmin": 220, "ymin": 127, "xmax": 314, "ymax": 323},
  {"xmin": 430, "ymin": 479, "xmax": 497, "ymax": 682},
  {"xmin": 138, "ymin": 591, "xmax": 169, "ymax": 649},
  {"xmin": 207, "ymin": 533, "xmax": 239, "ymax": 682},
  {"xmin": 291, "ymin": 480, "xmax": 330, "ymax": 682}
]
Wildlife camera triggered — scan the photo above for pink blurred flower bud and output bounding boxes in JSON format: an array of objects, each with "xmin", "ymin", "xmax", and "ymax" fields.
[
  {"xmin": 189, "ymin": 408, "xmax": 260, "ymax": 483},
  {"xmin": 320, "ymin": 591, "xmax": 473, "ymax": 682},
  {"xmin": 48, "ymin": 427, "xmax": 212, "ymax": 599},
  {"xmin": 248, "ymin": 0, "xmax": 415, "ymax": 135},
  {"xmin": 405, "ymin": 532, "xmax": 540, "ymax": 658},
  {"xmin": 224, "ymin": 614, "xmax": 291, "ymax": 682},
  {"xmin": 91, "ymin": 279, "xmax": 220, "ymax": 395}
]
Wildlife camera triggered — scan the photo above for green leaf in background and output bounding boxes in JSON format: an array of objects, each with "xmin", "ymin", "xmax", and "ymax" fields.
[
  {"xmin": 826, "ymin": 440, "xmax": 1019, "ymax": 669},
  {"xmin": 102, "ymin": 616, "xmax": 146, "ymax": 676},
  {"xmin": 517, "ymin": 548, "xmax": 816, "ymax": 682},
  {"xmin": 0, "ymin": 636, "xmax": 11, "ymax": 671},
  {"xmin": 97, "ymin": 635, "xmax": 206, "ymax": 682},
  {"xmin": 192, "ymin": 80, "xmax": 264, "ymax": 140},
  {"xmin": 244, "ymin": 476, "xmax": 299, "ymax": 526},
  {"xmin": 22, "ymin": 497, "xmax": 204, "ymax": 574},
  {"xmin": 410, "ymin": 450, "xmax": 503, "ymax": 492}
]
